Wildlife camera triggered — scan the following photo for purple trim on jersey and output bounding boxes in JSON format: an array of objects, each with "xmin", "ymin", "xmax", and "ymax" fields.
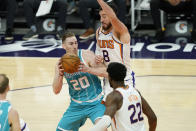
[
  {"xmin": 112, "ymin": 36, "xmax": 124, "ymax": 63},
  {"xmin": 97, "ymin": 27, "xmax": 101, "ymax": 36},
  {"xmin": 112, "ymin": 36, "xmax": 123, "ymax": 45},
  {"xmin": 21, "ymin": 123, "xmax": 26, "ymax": 131},
  {"xmin": 100, "ymin": 29, "xmax": 111, "ymax": 35},
  {"xmin": 121, "ymin": 44, "xmax": 124, "ymax": 63},
  {"xmin": 131, "ymin": 71, "xmax": 135, "ymax": 88}
]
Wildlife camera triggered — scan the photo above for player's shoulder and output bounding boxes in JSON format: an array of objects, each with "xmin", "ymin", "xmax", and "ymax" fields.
[
  {"xmin": 9, "ymin": 108, "xmax": 19, "ymax": 116},
  {"xmin": 82, "ymin": 49, "xmax": 94, "ymax": 55},
  {"xmin": 106, "ymin": 91, "xmax": 123, "ymax": 104},
  {"xmin": 8, "ymin": 107, "xmax": 19, "ymax": 123},
  {"xmin": 105, "ymin": 90, "xmax": 123, "ymax": 110},
  {"xmin": 96, "ymin": 26, "xmax": 101, "ymax": 34}
]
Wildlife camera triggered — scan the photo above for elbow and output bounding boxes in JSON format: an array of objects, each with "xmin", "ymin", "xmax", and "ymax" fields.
[
  {"xmin": 53, "ymin": 86, "xmax": 61, "ymax": 95},
  {"xmin": 53, "ymin": 90, "xmax": 60, "ymax": 95}
]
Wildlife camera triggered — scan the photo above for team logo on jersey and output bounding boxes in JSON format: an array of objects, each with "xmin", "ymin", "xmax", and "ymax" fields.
[{"xmin": 98, "ymin": 40, "xmax": 114, "ymax": 49}]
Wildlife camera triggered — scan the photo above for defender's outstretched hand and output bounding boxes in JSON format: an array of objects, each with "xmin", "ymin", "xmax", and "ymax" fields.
[{"xmin": 95, "ymin": 55, "xmax": 104, "ymax": 64}]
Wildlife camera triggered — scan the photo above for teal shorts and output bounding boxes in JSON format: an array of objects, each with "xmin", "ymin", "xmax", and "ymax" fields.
[{"xmin": 56, "ymin": 100, "xmax": 105, "ymax": 131}]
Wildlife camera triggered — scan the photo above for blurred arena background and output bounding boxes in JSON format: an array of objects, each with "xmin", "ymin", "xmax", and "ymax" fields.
[{"xmin": 1, "ymin": 0, "xmax": 196, "ymax": 130}]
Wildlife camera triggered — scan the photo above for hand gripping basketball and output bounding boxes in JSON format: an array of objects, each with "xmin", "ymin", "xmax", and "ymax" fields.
[{"xmin": 61, "ymin": 54, "xmax": 80, "ymax": 73}]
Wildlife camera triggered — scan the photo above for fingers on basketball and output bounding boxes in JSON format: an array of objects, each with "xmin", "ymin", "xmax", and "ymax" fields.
[{"xmin": 61, "ymin": 54, "xmax": 80, "ymax": 74}]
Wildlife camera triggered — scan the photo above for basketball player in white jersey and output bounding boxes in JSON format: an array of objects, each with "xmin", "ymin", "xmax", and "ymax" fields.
[
  {"xmin": 95, "ymin": 0, "xmax": 135, "ymax": 101},
  {"xmin": 90, "ymin": 62, "xmax": 157, "ymax": 131}
]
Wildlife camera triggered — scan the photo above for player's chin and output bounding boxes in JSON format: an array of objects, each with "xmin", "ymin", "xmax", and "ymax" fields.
[
  {"xmin": 70, "ymin": 50, "xmax": 77, "ymax": 55},
  {"xmin": 73, "ymin": 50, "xmax": 77, "ymax": 54},
  {"xmin": 102, "ymin": 24, "xmax": 107, "ymax": 28},
  {"xmin": 102, "ymin": 25, "xmax": 109, "ymax": 30}
]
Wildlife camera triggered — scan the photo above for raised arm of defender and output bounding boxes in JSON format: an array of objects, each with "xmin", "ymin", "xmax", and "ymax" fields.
[{"xmin": 97, "ymin": 0, "xmax": 130, "ymax": 44}]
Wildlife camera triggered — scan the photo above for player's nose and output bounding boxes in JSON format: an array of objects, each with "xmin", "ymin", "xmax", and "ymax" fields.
[{"xmin": 73, "ymin": 45, "xmax": 77, "ymax": 49}]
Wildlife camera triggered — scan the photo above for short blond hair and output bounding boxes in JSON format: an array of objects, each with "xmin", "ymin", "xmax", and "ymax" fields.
[{"xmin": 62, "ymin": 32, "xmax": 75, "ymax": 43}]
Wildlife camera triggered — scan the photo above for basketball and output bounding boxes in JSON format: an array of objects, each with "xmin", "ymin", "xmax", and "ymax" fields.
[{"xmin": 61, "ymin": 53, "xmax": 80, "ymax": 74}]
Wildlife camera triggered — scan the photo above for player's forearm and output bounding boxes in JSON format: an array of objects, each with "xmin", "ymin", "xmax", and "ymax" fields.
[
  {"xmin": 147, "ymin": 109, "xmax": 157, "ymax": 131},
  {"xmin": 148, "ymin": 116, "xmax": 157, "ymax": 131},
  {"xmin": 88, "ymin": 67, "xmax": 108, "ymax": 78},
  {"xmin": 140, "ymin": 95, "xmax": 157, "ymax": 131},
  {"xmin": 97, "ymin": 0, "xmax": 128, "ymax": 36},
  {"xmin": 52, "ymin": 74, "xmax": 63, "ymax": 94},
  {"xmin": 90, "ymin": 124, "xmax": 107, "ymax": 131},
  {"xmin": 90, "ymin": 115, "xmax": 111, "ymax": 131},
  {"xmin": 9, "ymin": 109, "xmax": 21, "ymax": 131},
  {"xmin": 97, "ymin": 0, "xmax": 116, "ymax": 19}
]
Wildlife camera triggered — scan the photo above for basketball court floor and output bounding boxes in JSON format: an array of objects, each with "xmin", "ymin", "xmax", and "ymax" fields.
[{"xmin": 0, "ymin": 34, "xmax": 196, "ymax": 131}]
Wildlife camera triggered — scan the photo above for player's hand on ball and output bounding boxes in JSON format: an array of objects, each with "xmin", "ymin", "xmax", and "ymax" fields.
[
  {"xmin": 95, "ymin": 55, "xmax": 104, "ymax": 64},
  {"xmin": 61, "ymin": 53, "xmax": 80, "ymax": 73},
  {"xmin": 56, "ymin": 59, "xmax": 64, "ymax": 76}
]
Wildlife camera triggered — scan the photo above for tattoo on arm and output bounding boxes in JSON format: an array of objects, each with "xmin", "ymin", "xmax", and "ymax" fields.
[{"xmin": 104, "ymin": 91, "xmax": 123, "ymax": 118}]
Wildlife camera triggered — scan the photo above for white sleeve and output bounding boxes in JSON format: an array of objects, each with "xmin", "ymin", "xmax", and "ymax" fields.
[{"xmin": 89, "ymin": 115, "xmax": 111, "ymax": 131}]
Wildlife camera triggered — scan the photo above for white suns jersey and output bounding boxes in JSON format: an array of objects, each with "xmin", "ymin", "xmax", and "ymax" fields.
[
  {"xmin": 112, "ymin": 87, "xmax": 145, "ymax": 131},
  {"xmin": 96, "ymin": 27, "xmax": 132, "ymax": 78},
  {"xmin": 96, "ymin": 27, "xmax": 134, "ymax": 100}
]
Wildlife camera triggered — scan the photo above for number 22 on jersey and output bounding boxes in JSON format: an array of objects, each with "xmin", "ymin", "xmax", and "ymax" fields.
[{"xmin": 128, "ymin": 102, "xmax": 144, "ymax": 124}]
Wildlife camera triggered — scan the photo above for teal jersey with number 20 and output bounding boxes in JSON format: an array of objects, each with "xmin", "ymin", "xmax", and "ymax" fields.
[{"xmin": 64, "ymin": 49, "xmax": 102, "ymax": 102}]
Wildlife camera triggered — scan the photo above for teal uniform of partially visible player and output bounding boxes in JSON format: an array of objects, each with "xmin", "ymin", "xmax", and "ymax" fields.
[
  {"xmin": 56, "ymin": 50, "xmax": 105, "ymax": 131},
  {"xmin": 0, "ymin": 74, "xmax": 21, "ymax": 131},
  {"xmin": 0, "ymin": 100, "xmax": 11, "ymax": 131}
]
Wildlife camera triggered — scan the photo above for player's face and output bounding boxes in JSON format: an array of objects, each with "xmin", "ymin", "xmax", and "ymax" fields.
[
  {"xmin": 99, "ymin": 10, "xmax": 112, "ymax": 31},
  {"xmin": 62, "ymin": 36, "xmax": 78, "ymax": 55}
]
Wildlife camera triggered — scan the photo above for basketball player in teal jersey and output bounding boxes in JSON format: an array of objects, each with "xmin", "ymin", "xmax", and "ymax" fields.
[
  {"xmin": 52, "ymin": 32, "xmax": 108, "ymax": 131},
  {"xmin": 0, "ymin": 74, "xmax": 21, "ymax": 131}
]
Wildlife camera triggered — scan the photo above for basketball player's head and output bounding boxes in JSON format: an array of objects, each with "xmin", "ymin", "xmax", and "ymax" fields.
[
  {"xmin": 107, "ymin": 62, "xmax": 127, "ymax": 89},
  {"xmin": 62, "ymin": 32, "xmax": 78, "ymax": 55},
  {"xmin": 99, "ymin": 2, "xmax": 117, "ymax": 31},
  {"xmin": 0, "ymin": 74, "xmax": 9, "ymax": 94}
]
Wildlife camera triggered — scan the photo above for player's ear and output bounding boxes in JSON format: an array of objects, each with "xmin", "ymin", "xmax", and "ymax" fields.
[
  {"xmin": 62, "ymin": 43, "xmax": 66, "ymax": 50},
  {"xmin": 7, "ymin": 85, "xmax": 10, "ymax": 92}
]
